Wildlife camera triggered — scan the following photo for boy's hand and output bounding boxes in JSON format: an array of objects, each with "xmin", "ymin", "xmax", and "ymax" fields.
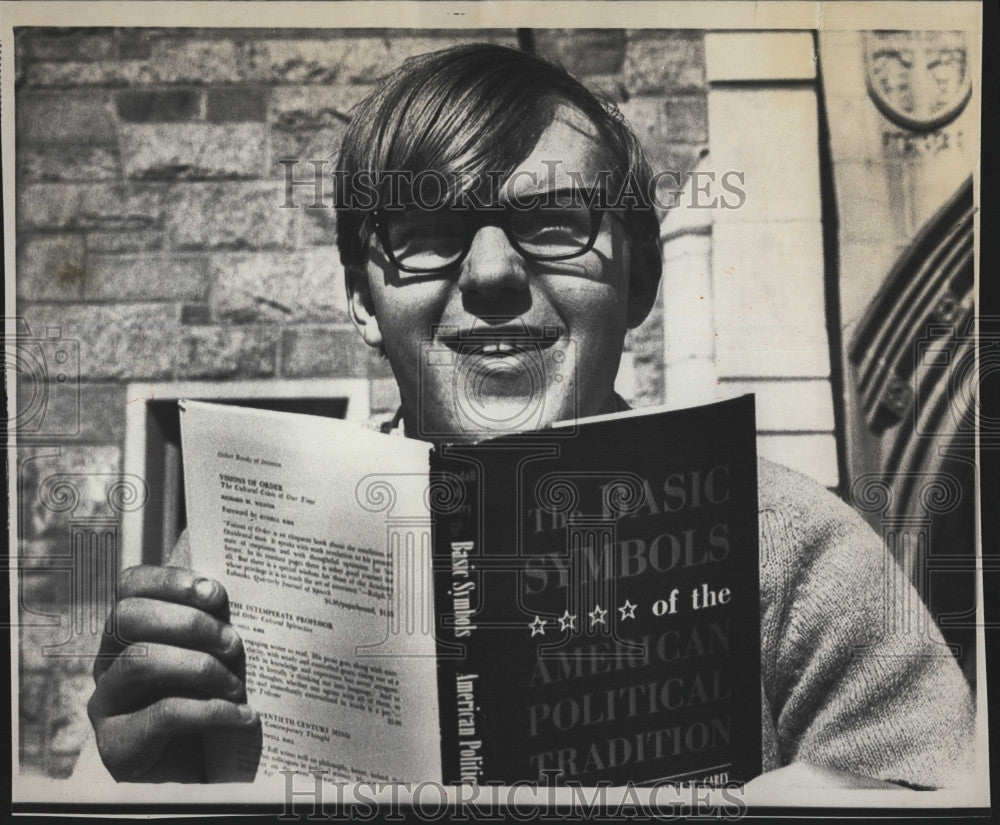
[{"xmin": 87, "ymin": 564, "xmax": 258, "ymax": 782}]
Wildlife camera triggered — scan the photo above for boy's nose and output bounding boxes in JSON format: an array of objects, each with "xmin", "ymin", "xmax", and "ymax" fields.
[{"xmin": 457, "ymin": 225, "xmax": 530, "ymax": 298}]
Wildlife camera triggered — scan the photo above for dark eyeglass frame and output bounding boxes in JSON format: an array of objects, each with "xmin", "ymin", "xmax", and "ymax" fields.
[{"xmin": 362, "ymin": 188, "xmax": 621, "ymax": 275}]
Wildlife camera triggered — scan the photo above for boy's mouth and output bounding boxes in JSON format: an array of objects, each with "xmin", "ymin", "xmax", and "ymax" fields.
[{"xmin": 437, "ymin": 324, "xmax": 562, "ymax": 358}]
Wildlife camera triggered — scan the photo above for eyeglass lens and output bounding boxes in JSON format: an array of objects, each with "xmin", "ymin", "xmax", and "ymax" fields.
[{"xmin": 381, "ymin": 199, "xmax": 600, "ymax": 273}]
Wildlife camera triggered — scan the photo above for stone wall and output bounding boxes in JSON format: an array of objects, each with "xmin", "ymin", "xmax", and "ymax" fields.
[{"xmin": 13, "ymin": 27, "xmax": 709, "ymax": 777}]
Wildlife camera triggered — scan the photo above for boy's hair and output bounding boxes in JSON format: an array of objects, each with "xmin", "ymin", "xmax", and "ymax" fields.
[{"xmin": 335, "ymin": 42, "xmax": 662, "ymax": 294}]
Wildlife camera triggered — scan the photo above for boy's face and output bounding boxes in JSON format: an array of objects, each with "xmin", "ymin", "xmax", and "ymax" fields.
[{"xmin": 351, "ymin": 104, "xmax": 652, "ymax": 441}]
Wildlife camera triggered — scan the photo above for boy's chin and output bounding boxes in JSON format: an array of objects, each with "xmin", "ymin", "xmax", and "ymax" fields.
[{"xmin": 418, "ymin": 390, "xmax": 573, "ymax": 442}]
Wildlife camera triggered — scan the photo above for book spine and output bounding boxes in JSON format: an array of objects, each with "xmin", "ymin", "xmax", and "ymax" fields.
[{"xmin": 430, "ymin": 448, "xmax": 484, "ymax": 785}]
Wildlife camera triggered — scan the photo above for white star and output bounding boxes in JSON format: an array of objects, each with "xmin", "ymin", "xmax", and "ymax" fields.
[
  {"xmin": 618, "ymin": 599, "xmax": 637, "ymax": 620},
  {"xmin": 588, "ymin": 604, "xmax": 608, "ymax": 627},
  {"xmin": 529, "ymin": 616, "xmax": 547, "ymax": 637},
  {"xmin": 558, "ymin": 610, "xmax": 577, "ymax": 631}
]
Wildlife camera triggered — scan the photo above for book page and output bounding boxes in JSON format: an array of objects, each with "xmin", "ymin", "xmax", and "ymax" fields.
[{"xmin": 179, "ymin": 400, "xmax": 441, "ymax": 785}]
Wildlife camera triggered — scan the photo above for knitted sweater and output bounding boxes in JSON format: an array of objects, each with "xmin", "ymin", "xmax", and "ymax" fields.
[
  {"xmin": 74, "ymin": 457, "xmax": 975, "ymax": 787},
  {"xmin": 755, "ymin": 457, "xmax": 974, "ymax": 787}
]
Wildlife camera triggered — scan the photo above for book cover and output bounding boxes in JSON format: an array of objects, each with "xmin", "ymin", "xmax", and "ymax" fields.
[{"xmin": 432, "ymin": 395, "xmax": 760, "ymax": 785}]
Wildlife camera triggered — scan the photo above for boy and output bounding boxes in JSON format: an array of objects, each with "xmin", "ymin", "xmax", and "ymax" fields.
[{"xmin": 86, "ymin": 43, "xmax": 974, "ymax": 789}]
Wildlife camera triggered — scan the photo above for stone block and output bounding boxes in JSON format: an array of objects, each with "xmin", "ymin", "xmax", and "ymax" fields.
[
  {"xmin": 206, "ymin": 87, "xmax": 268, "ymax": 122},
  {"xmin": 16, "ymin": 90, "xmax": 116, "ymax": 144},
  {"xmin": 23, "ymin": 30, "xmax": 117, "ymax": 62},
  {"xmin": 664, "ymin": 356, "xmax": 718, "ymax": 409},
  {"xmin": 618, "ymin": 97, "xmax": 706, "ymax": 176},
  {"xmin": 175, "ymin": 325, "xmax": 278, "ymax": 379},
  {"xmin": 49, "ymin": 674, "xmax": 93, "ymax": 731},
  {"xmin": 270, "ymin": 127, "xmax": 346, "ymax": 180},
  {"xmin": 167, "ymin": 183, "xmax": 296, "ymax": 250},
  {"xmin": 581, "ymin": 75, "xmax": 628, "ymax": 104},
  {"xmin": 662, "ymin": 96, "xmax": 709, "ymax": 144},
  {"xmin": 20, "ymin": 722, "xmax": 47, "ymax": 764},
  {"xmin": 622, "ymin": 32, "xmax": 705, "ymax": 96},
  {"xmin": 49, "ymin": 717, "xmax": 90, "ymax": 758},
  {"xmin": 85, "ymin": 254, "xmax": 208, "ymax": 301},
  {"xmin": 369, "ymin": 376, "xmax": 401, "ymax": 415},
  {"xmin": 19, "ymin": 624, "xmax": 47, "ymax": 672},
  {"xmin": 631, "ymin": 305, "xmax": 664, "ymax": 350},
  {"xmin": 47, "ymin": 753, "xmax": 80, "ymax": 778},
  {"xmin": 705, "ymin": 32, "xmax": 816, "ymax": 82},
  {"xmin": 711, "ymin": 220, "xmax": 830, "ymax": 379},
  {"xmin": 17, "ymin": 302, "xmax": 180, "ymax": 380},
  {"xmin": 115, "ymin": 89, "xmax": 202, "ymax": 123},
  {"xmin": 241, "ymin": 38, "xmax": 348, "ymax": 83},
  {"xmin": 71, "ymin": 382, "xmax": 127, "ymax": 444},
  {"xmin": 19, "ymin": 671, "xmax": 49, "ymax": 722},
  {"xmin": 116, "ymin": 29, "xmax": 155, "ymax": 61},
  {"xmin": 661, "ymin": 237, "xmax": 715, "ymax": 365},
  {"xmin": 367, "ymin": 347, "xmax": 396, "ymax": 380},
  {"xmin": 84, "ymin": 228, "xmax": 163, "ymax": 255},
  {"xmin": 209, "ymin": 249, "xmax": 347, "ymax": 323},
  {"xmin": 120, "ymin": 123, "xmax": 266, "ymax": 180},
  {"xmin": 24, "ymin": 38, "xmax": 242, "ymax": 87},
  {"xmin": 242, "ymin": 33, "xmax": 517, "ymax": 85},
  {"xmin": 24, "ymin": 60, "xmax": 138, "ymax": 88},
  {"xmin": 19, "ymin": 563, "xmax": 70, "ymax": 606},
  {"xmin": 280, "ymin": 325, "xmax": 369, "ymax": 378},
  {"xmin": 708, "ymin": 88, "xmax": 822, "ymax": 225},
  {"xmin": 146, "ymin": 38, "xmax": 244, "ymax": 84},
  {"xmin": 630, "ymin": 352, "xmax": 665, "ymax": 406},
  {"xmin": 17, "ymin": 234, "xmax": 86, "ymax": 301},
  {"xmin": 179, "ymin": 303, "xmax": 211, "ymax": 325},
  {"xmin": 17, "ymin": 145, "xmax": 119, "ymax": 182},
  {"xmin": 271, "ymin": 85, "xmax": 366, "ymax": 131},
  {"xmin": 534, "ymin": 30, "xmax": 626, "ymax": 76},
  {"xmin": 300, "ymin": 201, "xmax": 339, "ymax": 246},
  {"xmin": 13, "ymin": 378, "xmax": 125, "ymax": 444},
  {"xmin": 17, "ymin": 183, "xmax": 162, "ymax": 231}
]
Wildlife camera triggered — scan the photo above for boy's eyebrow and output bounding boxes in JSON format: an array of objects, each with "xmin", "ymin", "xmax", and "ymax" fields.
[{"xmin": 497, "ymin": 185, "xmax": 607, "ymax": 205}]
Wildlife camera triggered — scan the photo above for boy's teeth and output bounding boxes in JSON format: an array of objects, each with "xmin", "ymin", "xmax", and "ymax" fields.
[{"xmin": 481, "ymin": 342, "xmax": 515, "ymax": 354}]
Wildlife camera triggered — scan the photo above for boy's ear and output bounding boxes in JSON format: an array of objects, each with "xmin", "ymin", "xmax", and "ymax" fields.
[
  {"xmin": 346, "ymin": 265, "xmax": 383, "ymax": 349},
  {"xmin": 626, "ymin": 241, "xmax": 661, "ymax": 329}
]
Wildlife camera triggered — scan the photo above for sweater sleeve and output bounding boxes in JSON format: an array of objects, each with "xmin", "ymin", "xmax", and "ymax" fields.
[{"xmin": 757, "ymin": 459, "xmax": 976, "ymax": 788}]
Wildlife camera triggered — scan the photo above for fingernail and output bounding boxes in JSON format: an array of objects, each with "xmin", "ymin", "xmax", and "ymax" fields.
[
  {"xmin": 220, "ymin": 625, "xmax": 242, "ymax": 656},
  {"xmin": 239, "ymin": 704, "xmax": 257, "ymax": 722},
  {"xmin": 195, "ymin": 578, "xmax": 216, "ymax": 602}
]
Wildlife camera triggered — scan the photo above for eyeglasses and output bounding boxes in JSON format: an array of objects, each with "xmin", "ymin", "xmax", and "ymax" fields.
[{"xmin": 365, "ymin": 189, "xmax": 617, "ymax": 275}]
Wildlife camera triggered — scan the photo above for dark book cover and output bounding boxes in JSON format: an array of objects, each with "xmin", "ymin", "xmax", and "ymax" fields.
[{"xmin": 431, "ymin": 395, "xmax": 760, "ymax": 786}]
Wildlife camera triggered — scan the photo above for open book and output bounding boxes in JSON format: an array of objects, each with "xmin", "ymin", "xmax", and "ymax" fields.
[{"xmin": 179, "ymin": 395, "xmax": 761, "ymax": 787}]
